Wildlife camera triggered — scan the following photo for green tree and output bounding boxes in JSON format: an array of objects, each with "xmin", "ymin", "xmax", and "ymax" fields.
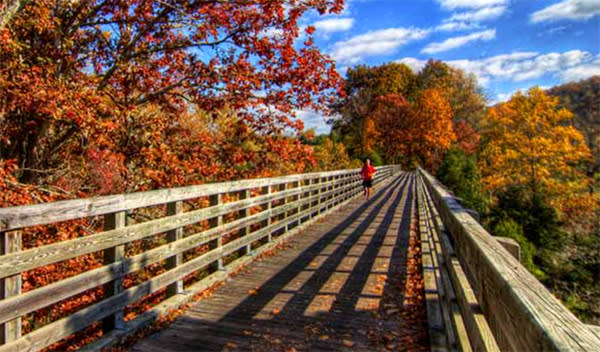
[
  {"xmin": 492, "ymin": 218, "xmax": 543, "ymax": 279},
  {"xmin": 437, "ymin": 147, "xmax": 487, "ymax": 214}
]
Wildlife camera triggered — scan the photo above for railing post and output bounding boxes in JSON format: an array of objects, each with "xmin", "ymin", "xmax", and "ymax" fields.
[
  {"xmin": 328, "ymin": 176, "xmax": 334, "ymax": 209},
  {"xmin": 344, "ymin": 174, "xmax": 350, "ymax": 201},
  {"xmin": 310, "ymin": 177, "xmax": 318, "ymax": 218},
  {"xmin": 166, "ymin": 201, "xmax": 184, "ymax": 296},
  {"xmin": 336, "ymin": 175, "xmax": 342, "ymax": 204},
  {"xmin": 279, "ymin": 183, "xmax": 287, "ymax": 233},
  {"xmin": 0, "ymin": 230, "xmax": 21, "ymax": 344},
  {"xmin": 296, "ymin": 180, "xmax": 302, "ymax": 224},
  {"xmin": 209, "ymin": 193, "xmax": 224, "ymax": 270},
  {"xmin": 262, "ymin": 185, "xmax": 273, "ymax": 242},
  {"xmin": 239, "ymin": 189, "xmax": 251, "ymax": 256},
  {"xmin": 317, "ymin": 177, "xmax": 323, "ymax": 214},
  {"xmin": 103, "ymin": 211, "xmax": 126, "ymax": 332}
]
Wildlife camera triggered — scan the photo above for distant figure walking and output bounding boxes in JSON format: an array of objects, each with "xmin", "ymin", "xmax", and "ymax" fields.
[{"xmin": 361, "ymin": 158, "xmax": 376, "ymax": 200}]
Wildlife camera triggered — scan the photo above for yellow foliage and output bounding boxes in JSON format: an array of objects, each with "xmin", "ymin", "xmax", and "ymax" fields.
[
  {"xmin": 313, "ymin": 138, "xmax": 361, "ymax": 171},
  {"xmin": 480, "ymin": 87, "xmax": 591, "ymax": 206}
]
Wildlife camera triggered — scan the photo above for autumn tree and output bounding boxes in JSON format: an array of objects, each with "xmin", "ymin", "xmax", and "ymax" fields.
[
  {"xmin": 371, "ymin": 89, "xmax": 455, "ymax": 170},
  {"xmin": 311, "ymin": 137, "xmax": 360, "ymax": 171},
  {"xmin": 411, "ymin": 89, "xmax": 456, "ymax": 169},
  {"xmin": 333, "ymin": 60, "xmax": 485, "ymax": 164},
  {"xmin": 0, "ymin": 0, "xmax": 344, "ymax": 194},
  {"xmin": 417, "ymin": 59, "xmax": 485, "ymax": 153},
  {"xmin": 369, "ymin": 94, "xmax": 411, "ymax": 163},
  {"xmin": 547, "ymin": 76, "xmax": 600, "ymax": 179},
  {"xmin": 480, "ymin": 87, "xmax": 591, "ymax": 205},
  {"xmin": 332, "ymin": 62, "xmax": 416, "ymax": 158}
]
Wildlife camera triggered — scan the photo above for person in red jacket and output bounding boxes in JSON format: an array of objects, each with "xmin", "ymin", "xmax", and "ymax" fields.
[{"xmin": 361, "ymin": 158, "xmax": 376, "ymax": 199}]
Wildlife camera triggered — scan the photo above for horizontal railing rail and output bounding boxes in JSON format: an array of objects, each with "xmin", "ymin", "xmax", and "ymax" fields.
[
  {"xmin": 0, "ymin": 165, "xmax": 400, "ymax": 351},
  {"xmin": 418, "ymin": 167, "xmax": 600, "ymax": 351}
]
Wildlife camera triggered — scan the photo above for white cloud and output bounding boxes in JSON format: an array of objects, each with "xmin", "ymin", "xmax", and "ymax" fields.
[
  {"xmin": 313, "ymin": 18, "xmax": 354, "ymax": 33},
  {"xmin": 397, "ymin": 50, "xmax": 600, "ymax": 85},
  {"xmin": 531, "ymin": 0, "xmax": 600, "ymax": 23},
  {"xmin": 437, "ymin": 0, "xmax": 508, "ymax": 10},
  {"xmin": 493, "ymin": 92, "xmax": 514, "ymax": 104},
  {"xmin": 295, "ymin": 110, "xmax": 330, "ymax": 134},
  {"xmin": 561, "ymin": 63, "xmax": 600, "ymax": 81},
  {"xmin": 330, "ymin": 27, "xmax": 430, "ymax": 64},
  {"xmin": 448, "ymin": 5, "xmax": 507, "ymax": 22},
  {"xmin": 436, "ymin": 21, "xmax": 482, "ymax": 32},
  {"xmin": 397, "ymin": 57, "xmax": 428, "ymax": 72},
  {"xmin": 422, "ymin": 29, "xmax": 496, "ymax": 54}
]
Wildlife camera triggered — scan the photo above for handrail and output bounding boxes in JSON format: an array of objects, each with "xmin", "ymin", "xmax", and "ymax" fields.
[
  {"xmin": 0, "ymin": 168, "xmax": 381, "ymax": 232},
  {"xmin": 418, "ymin": 167, "xmax": 600, "ymax": 351},
  {"xmin": 0, "ymin": 166, "xmax": 400, "ymax": 351}
]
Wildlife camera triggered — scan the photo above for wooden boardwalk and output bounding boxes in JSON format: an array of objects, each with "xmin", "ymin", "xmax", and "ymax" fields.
[{"xmin": 132, "ymin": 173, "xmax": 429, "ymax": 352}]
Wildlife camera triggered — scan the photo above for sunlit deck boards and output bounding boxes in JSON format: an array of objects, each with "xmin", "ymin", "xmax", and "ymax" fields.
[{"xmin": 132, "ymin": 173, "xmax": 429, "ymax": 352}]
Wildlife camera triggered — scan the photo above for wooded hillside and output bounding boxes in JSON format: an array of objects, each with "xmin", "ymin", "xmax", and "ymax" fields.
[{"xmin": 547, "ymin": 76, "xmax": 600, "ymax": 179}]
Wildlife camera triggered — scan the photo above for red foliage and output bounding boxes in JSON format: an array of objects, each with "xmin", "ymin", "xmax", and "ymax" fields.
[
  {"xmin": 0, "ymin": 1, "xmax": 345, "ymax": 349},
  {"xmin": 453, "ymin": 120, "xmax": 480, "ymax": 155}
]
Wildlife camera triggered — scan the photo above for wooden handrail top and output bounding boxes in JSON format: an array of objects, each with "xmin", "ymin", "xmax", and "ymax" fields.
[
  {"xmin": 418, "ymin": 167, "xmax": 600, "ymax": 351},
  {"xmin": 0, "ymin": 167, "xmax": 391, "ymax": 232}
]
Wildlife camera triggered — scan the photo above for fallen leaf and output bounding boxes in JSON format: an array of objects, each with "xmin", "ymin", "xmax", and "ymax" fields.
[
  {"xmin": 272, "ymin": 308, "xmax": 281, "ymax": 315},
  {"xmin": 225, "ymin": 341, "xmax": 238, "ymax": 349},
  {"xmin": 342, "ymin": 339, "xmax": 355, "ymax": 347}
]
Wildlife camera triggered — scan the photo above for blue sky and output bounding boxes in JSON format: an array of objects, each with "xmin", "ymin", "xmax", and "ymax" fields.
[{"xmin": 296, "ymin": 0, "xmax": 600, "ymax": 134}]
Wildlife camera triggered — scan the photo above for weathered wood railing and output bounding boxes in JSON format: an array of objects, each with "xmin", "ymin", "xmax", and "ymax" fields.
[
  {"xmin": 417, "ymin": 167, "xmax": 600, "ymax": 351},
  {"xmin": 0, "ymin": 165, "xmax": 400, "ymax": 351}
]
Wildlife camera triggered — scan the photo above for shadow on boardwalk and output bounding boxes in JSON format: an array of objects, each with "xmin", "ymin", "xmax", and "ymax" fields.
[{"xmin": 132, "ymin": 173, "xmax": 429, "ymax": 352}]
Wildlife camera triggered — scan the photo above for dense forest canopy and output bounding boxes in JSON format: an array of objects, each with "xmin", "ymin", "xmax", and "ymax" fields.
[
  {"xmin": 0, "ymin": 0, "xmax": 344, "ymax": 197},
  {"xmin": 330, "ymin": 60, "xmax": 484, "ymax": 167},
  {"xmin": 547, "ymin": 76, "xmax": 600, "ymax": 180}
]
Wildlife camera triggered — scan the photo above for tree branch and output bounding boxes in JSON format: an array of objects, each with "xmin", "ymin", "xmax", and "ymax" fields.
[{"xmin": 0, "ymin": 0, "xmax": 30, "ymax": 29}]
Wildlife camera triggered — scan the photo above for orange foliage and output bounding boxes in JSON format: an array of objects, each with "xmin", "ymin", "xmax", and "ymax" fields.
[
  {"xmin": 480, "ymin": 87, "xmax": 591, "ymax": 205},
  {"xmin": 0, "ymin": 0, "xmax": 345, "ymax": 349},
  {"xmin": 372, "ymin": 89, "xmax": 455, "ymax": 170}
]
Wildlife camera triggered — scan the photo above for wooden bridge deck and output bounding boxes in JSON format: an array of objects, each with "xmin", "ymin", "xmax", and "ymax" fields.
[{"xmin": 132, "ymin": 173, "xmax": 429, "ymax": 352}]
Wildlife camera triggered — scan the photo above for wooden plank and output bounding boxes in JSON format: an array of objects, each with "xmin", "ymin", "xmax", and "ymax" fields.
[
  {"xmin": 0, "ymin": 183, "xmax": 365, "ymax": 352},
  {"xmin": 166, "ymin": 201, "xmax": 184, "ymax": 296},
  {"xmin": 0, "ymin": 230, "xmax": 21, "ymax": 344},
  {"xmin": 261, "ymin": 186, "xmax": 272, "ymax": 242},
  {"xmin": 419, "ymin": 167, "xmax": 600, "ymax": 351},
  {"xmin": 587, "ymin": 324, "xmax": 600, "ymax": 340},
  {"xmin": 416, "ymin": 181, "xmax": 448, "ymax": 352},
  {"xmin": 449, "ymin": 301, "xmax": 472, "ymax": 352},
  {"xmin": 0, "ymin": 168, "xmax": 392, "ymax": 231},
  {"xmin": 424, "ymin": 188, "xmax": 464, "ymax": 351},
  {"xmin": 80, "ymin": 177, "xmax": 375, "ymax": 352},
  {"xmin": 239, "ymin": 189, "xmax": 251, "ymax": 255},
  {"xmin": 102, "ymin": 211, "xmax": 126, "ymax": 332},
  {"xmin": 419, "ymin": 177, "xmax": 498, "ymax": 352},
  {"xmin": 494, "ymin": 237, "xmax": 520, "ymax": 262},
  {"xmin": 209, "ymin": 193, "xmax": 224, "ymax": 271},
  {"xmin": 0, "ymin": 183, "xmax": 356, "ymax": 326},
  {"xmin": 0, "ymin": 184, "xmax": 333, "ymax": 280},
  {"xmin": 0, "ymin": 168, "xmax": 398, "ymax": 352},
  {"xmin": 447, "ymin": 257, "xmax": 499, "ymax": 352}
]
